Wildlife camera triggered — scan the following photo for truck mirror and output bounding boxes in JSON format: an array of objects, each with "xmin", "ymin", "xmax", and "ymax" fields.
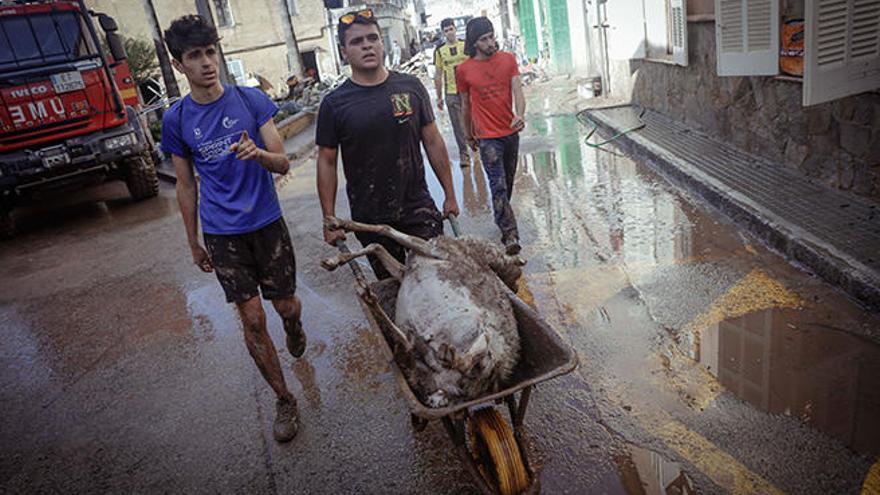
[
  {"xmin": 98, "ymin": 14, "xmax": 118, "ymax": 32},
  {"xmin": 107, "ymin": 32, "xmax": 127, "ymax": 61}
]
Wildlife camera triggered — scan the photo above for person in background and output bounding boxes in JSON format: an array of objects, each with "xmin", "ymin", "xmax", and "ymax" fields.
[
  {"xmin": 434, "ymin": 17, "xmax": 476, "ymax": 168},
  {"xmin": 456, "ymin": 17, "xmax": 526, "ymax": 255}
]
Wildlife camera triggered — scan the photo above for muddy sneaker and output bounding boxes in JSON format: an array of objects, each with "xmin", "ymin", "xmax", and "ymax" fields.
[
  {"xmin": 285, "ymin": 318, "xmax": 307, "ymax": 358},
  {"xmin": 502, "ymin": 234, "xmax": 522, "ymax": 256},
  {"xmin": 274, "ymin": 397, "xmax": 299, "ymax": 443}
]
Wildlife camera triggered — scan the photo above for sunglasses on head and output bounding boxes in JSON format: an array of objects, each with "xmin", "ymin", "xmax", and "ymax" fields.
[{"xmin": 339, "ymin": 9, "xmax": 373, "ymax": 25}]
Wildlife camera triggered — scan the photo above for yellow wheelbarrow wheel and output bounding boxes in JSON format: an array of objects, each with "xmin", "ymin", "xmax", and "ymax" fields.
[{"xmin": 468, "ymin": 407, "xmax": 530, "ymax": 495}]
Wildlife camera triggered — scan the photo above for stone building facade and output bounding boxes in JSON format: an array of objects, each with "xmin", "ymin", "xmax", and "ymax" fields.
[
  {"xmin": 623, "ymin": 21, "xmax": 880, "ymax": 201},
  {"xmin": 87, "ymin": 0, "xmax": 425, "ymax": 97},
  {"xmin": 597, "ymin": 0, "xmax": 880, "ymax": 202},
  {"xmin": 87, "ymin": 0, "xmax": 340, "ymax": 96}
]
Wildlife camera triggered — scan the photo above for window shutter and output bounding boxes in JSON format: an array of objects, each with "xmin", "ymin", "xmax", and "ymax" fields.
[
  {"xmin": 804, "ymin": 0, "xmax": 880, "ymax": 105},
  {"xmin": 671, "ymin": 0, "xmax": 689, "ymax": 66},
  {"xmin": 715, "ymin": 0, "xmax": 780, "ymax": 75},
  {"xmin": 605, "ymin": 0, "xmax": 646, "ymax": 60}
]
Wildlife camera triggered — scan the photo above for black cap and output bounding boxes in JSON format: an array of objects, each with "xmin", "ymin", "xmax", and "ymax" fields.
[{"xmin": 464, "ymin": 17, "xmax": 493, "ymax": 57}]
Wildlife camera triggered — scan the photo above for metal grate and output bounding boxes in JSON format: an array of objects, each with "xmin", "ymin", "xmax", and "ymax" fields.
[{"xmin": 591, "ymin": 107, "xmax": 880, "ymax": 273}]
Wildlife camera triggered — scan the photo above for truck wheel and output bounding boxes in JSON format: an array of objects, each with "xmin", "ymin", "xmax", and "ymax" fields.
[
  {"xmin": 123, "ymin": 153, "xmax": 159, "ymax": 200},
  {"xmin": 0, "ymin": 207, "xmax": 15, "ymax": 240}
]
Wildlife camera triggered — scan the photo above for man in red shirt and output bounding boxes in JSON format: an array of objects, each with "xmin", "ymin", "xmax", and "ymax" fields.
[{"xmin": 456, "ymin": 17, "xmax": 526, "ymax": 255}]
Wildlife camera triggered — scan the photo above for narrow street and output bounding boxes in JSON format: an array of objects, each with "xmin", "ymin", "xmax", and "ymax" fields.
[{"xmin": 1, "ymin": 82, "xmax": 878, "ymax": 494}]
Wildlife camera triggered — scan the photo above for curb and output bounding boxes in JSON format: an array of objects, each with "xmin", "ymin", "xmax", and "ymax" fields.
[{"xmin": 586, "ymin": 107, "xmax": 880, "ymax": 313}]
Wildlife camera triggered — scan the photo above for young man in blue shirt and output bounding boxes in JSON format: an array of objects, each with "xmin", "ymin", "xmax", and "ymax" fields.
[{"xmin": 162, "ymin": 15, "xmax": 303, "ymax": 443}]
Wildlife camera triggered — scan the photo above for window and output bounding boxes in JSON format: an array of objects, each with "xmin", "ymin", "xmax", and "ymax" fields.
[
  {"xmin": 213, "ymin": 0, "xmax": 234, "ymax": 28},
  {"xmin": 0, "ymin": 12, "xmax": 98, "ymax": 70},
  {"xmin": 226, "ymin": 58, "xmax": 245, "ymax": 85},
  {"xmin": 803, "ymin": 0, "xmax": 880, "ymax": 105},
  {"xmin": 714, "ymin": 0, "xmax": 780, "ymax": 75},
  {"xmin": 713, "ymin": 0, "xmax": 880, "ymax": 105},
  {"xmin": 605, "ymin": 0, "xmax": 688, "ymax": 66},
  {"xmin": 286, "ymin": 0, "xmax": 298, "ymax": 16},
  {"xmin": 645, "ymin": 0, "xmax": 689, "ymax": 65}
]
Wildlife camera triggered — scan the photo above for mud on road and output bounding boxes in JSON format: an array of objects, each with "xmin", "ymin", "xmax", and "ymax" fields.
[{"xmin": 1, "ymin": 82, "xmax": 879, "ymax": 494}]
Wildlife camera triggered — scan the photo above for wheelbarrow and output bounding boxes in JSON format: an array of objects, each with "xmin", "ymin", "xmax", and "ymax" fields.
[{"xmin": 333, "ymin": 217, "xmax": 578, "ymax": 495}]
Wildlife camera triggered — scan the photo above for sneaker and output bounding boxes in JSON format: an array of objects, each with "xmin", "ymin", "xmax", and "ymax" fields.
[
  {"xmin": 274, "ymin": 397, "xmax": 299, "ymax": 443},
  {"xmin": 502, "ymin": 234, "xmax": 522, "ymax": 255},
  {"xmin": 285, "ymin": 318, "xmax": 306, "ymax": 358},
  {"xmin": 460, "ymin": 153, "xmax": 471, "ymax": 168}
]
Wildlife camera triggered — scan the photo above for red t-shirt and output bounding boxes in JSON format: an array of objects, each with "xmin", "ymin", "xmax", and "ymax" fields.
[{"xmin": 455, "ymin": 51, "xmax": 520, "ymax": 139}]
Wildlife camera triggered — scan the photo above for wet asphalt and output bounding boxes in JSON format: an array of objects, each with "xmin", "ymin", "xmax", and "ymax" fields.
[{"xmin": 1, "ymin": 82, "xmax": 879, "ymax": 494}]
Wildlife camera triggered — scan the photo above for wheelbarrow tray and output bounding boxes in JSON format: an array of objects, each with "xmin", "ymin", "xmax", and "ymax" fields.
[{"xmin": 358, "ymin": 278, "xmax": 579, "ymax": 421}]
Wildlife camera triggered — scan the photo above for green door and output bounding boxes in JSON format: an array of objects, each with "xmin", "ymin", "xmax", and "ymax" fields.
[
  {"xmin": 546, "ymin": 0, "xmax": 572, "ymax": 72},
  {"xmin": 517, "ymin": 0, "xmax": 539, "ymax": 61}
]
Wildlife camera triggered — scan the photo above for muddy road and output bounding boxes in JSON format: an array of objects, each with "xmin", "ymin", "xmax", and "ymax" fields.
[{"xmin": 1, "ymin": 87, "xmax": 878, "ymax": 494}]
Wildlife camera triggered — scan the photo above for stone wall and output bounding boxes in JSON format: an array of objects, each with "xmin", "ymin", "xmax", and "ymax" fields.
[
  {"xmin": 610, "ymin": 21, "xmax": 880, "ymax": 202},
  {"xmin": 87, "ymin": 0, "xmax": 338, "ymax": 95}
]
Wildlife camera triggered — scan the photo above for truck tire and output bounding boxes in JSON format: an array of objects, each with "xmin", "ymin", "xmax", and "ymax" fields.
[
  {"xmin": 123, "ymin": 152, "xmax": 159, "ymax": 200},
  {"xmin": 0, "ymin": 207, "xmax": 15, "ymax": 240}
]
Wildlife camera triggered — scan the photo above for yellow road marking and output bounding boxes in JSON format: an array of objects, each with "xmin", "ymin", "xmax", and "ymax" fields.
[
  {"xmin": 682, "ymin": 268, "xmax": 804, "ymax": 337},
  {"xmin": 863, "ymin": 459, "xmax": 880, "ymax": 495},
  {"xmin": 657, "ymin": 419, "xmax": 786, "ymax": 495},
  {"xmin": 676, "ymin": 268, "xmax": 804, "ymax": 410},
  {"xmin": 530, "ymin": 263, "xmax": 802, "ymax": 494}
]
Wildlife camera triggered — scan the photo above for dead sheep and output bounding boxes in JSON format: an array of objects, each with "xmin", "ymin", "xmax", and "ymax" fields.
[{"xmin": 321, "ymin": 217, "xmax": 523, "ymax": 408}]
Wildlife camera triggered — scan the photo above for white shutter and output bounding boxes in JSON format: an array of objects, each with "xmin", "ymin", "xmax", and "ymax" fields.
[
  {"xmin": 671, "ymin": 0, "xmax": 689, "ymax": 66},
  {"xmin": 804, "ymin": 0, "xmax": 880, "ymax": 105},
  {"xmin": 715, "ymin": 0, "xmax": 780, "ymax": 75},
  {"xmin": 605, "ymin": 0, "xmax": 646, "ymax": 60}
]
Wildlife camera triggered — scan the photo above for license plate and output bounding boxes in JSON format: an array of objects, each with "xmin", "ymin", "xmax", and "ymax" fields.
[
  {"xmin": 41, "ymin": 149, "xmax": 70, "ymax": 168},
  {"xmin": 51, "ymin": 71, "xmax": 85, "ymax": 94}
]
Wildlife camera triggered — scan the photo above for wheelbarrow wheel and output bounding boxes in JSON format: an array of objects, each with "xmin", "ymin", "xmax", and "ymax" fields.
[{"xmin": 468, "ymin": 407, "xmax": 530, "ymax": 495}]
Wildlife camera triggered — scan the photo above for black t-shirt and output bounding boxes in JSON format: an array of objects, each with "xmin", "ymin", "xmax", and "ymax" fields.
[{"xmin": 316, "ymin": 72, "xmax": 437, "ymax": 223}]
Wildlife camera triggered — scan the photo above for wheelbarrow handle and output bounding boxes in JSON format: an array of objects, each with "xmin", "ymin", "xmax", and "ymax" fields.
[
  {"xmin": 447, "ymin": 213, "xmax": 462, "ymax": 238},
  {"xmin": 334, "ymin": 239, "xmax": 368, "ymax": 287}
]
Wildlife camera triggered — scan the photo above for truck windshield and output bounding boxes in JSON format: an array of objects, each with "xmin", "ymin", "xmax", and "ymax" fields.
[{"xmin": 0, "ymin": 11, "xmax": 99, "ymax": 72}]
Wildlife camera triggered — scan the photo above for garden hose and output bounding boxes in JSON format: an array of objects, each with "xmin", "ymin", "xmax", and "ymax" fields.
[{"xmin": 576, "ymin": 106, "xmax": 647, "ymax": 148}]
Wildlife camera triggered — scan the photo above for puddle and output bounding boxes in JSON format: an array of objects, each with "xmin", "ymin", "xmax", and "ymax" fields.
[
  {"xmin": 699, "ymin": 307, "xmax": 880, "ymax": 456},
  {"xmin": 616, "ymin": 444, "xmax": 696, "ymax": 495}
]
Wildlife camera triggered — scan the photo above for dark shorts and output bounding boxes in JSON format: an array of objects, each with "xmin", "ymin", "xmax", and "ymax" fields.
[
  {"xmin": 204, "ymin": 217, "xmax": 297, "ymax": 304},
  {"xmin": 354, "ymin": 206, "xmax": 443, "ymax": 280}
]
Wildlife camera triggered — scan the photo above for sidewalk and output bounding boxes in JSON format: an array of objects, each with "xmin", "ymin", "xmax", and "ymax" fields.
[
  {"xmin": 156, "ymin": 112, "xmax": 316, "ymax": 183},
  {"xmin": 585, "ymin": 105, "xmax": 880, "ymax": 312}
]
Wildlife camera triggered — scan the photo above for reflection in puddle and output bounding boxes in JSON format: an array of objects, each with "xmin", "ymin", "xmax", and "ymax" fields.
[
  {"xmin": 616, "ymin": 445, "xmax": 696, "ymax": 495},
  {"xmin": 700, "ymin": 308, "xmax": 880, "ymax": 456}
]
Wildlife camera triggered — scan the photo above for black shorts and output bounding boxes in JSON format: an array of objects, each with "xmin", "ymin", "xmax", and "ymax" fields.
[
  {"xmin": 354, "ymin": 206, "xmax": 443, "ymax": 280},
  {"xmin": 204, "ymin": 218, "xmax": 297, "ymax": 304}
]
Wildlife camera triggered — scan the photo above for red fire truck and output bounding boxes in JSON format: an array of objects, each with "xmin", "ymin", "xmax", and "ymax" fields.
[{"xmin": 0, "ymin": 0, "xmax": 159, "ymax": 237}]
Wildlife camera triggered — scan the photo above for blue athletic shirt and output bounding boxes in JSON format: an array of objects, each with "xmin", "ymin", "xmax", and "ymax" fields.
[{"xmin": 161, "ymin": 85, "xmax": 282, "ymax": 235}]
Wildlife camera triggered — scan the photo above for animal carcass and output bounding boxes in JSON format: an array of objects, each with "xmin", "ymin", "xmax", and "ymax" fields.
[{"xmin": 321, "ymin": 217, "xmax": 524, "ymax": 408}]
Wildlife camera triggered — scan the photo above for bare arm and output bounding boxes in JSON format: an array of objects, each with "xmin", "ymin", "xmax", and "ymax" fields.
[
  {"xmin": 510, "ymin": 75, "xmax": 526, "ymax": 131},
  {"xmin": 434, "ymin": 55, "xmax": 444, "ymax": 110},
  {"xmin": 173, "ymin": 154, "xmax": 212, "ymax": 272},
  {"xmin": 316, "ymin": 145, "xmax": 345, "ymax": 244},
  {"xmin": 229, "ymin": 119, "xmax": 290, "ymax": 174},
  {"xmin": 421, "ymin": 122, "xmax": 460, "ymax": 217},
  {"xmin": 459, "ymin": 90, "xmax": 475, "ymax": 148}
]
